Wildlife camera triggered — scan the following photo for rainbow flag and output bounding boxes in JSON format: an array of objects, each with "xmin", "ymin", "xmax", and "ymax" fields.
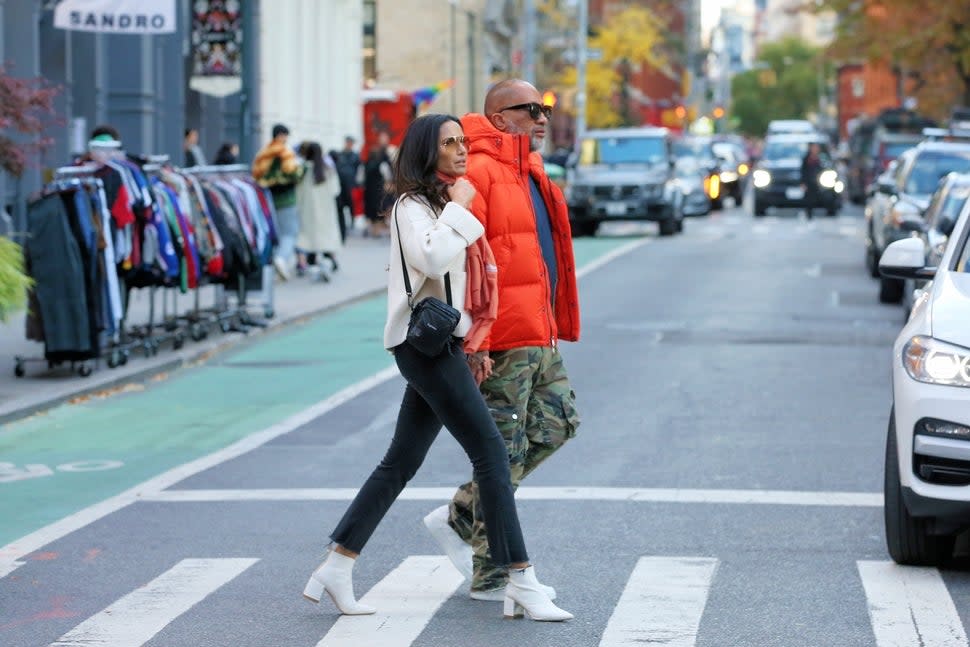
[{"xmin": 412, "ymin": 79, "xmax": 456, "ymax": 110}]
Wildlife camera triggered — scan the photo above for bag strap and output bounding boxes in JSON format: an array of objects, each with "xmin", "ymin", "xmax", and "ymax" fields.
[{"xmin": 393, "ymin": 197, "xmax": 452, "ymax": 309}]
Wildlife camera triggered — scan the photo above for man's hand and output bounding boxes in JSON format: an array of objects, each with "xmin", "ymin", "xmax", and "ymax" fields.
[{"xmin": 466, "ymin": 351, "xmax": 493, "ymax": 385}]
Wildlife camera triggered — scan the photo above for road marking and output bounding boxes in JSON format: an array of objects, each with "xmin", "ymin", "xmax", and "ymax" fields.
[
  {"xmin": 600, "ymin": 556, "xmax": 718, "ymax": 647},
  {"xmin": 0, "ymin": 461, "xmax": 124, "ymax": 483},
  {"xmin": 50, "ymin": 558, "xmax": 257, "ymax": 647},
  {"xmin": 0, "ymin": 462, "xmax": 53, "ymax": 483},
  {"xmin": 142, "ymin": 486, "xmax": 883, "ymax": 507},
  {"xmin": 0, "ymin": 367, "xmax": 400, "ymax": 579},
  {"xmin": 315, "ymin": 556, "xmax": 464, "ymax": 647},
  {"xmin": 858, "ymin": 560, "xmax": 968, "ymax": 647},
  {"xmin": 575, "ymin": 238, "xmax": 651, "ymax": 278}
]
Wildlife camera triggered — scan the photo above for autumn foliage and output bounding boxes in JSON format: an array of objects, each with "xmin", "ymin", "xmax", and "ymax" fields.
[
  {"xmin": 0, "ymin": 64, "xmax": 59, "ymax": 177},
  {"xmin": 822, "ymin": 1, "xmax": 970, "ymax": 119}
]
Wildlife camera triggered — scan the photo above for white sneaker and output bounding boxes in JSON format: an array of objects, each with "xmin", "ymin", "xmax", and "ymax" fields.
[
  {"xmin": 422, "ymin": 505, "xmax": 473, "ymax": 581},
  {"xmin": 273, "ymin": 257, "xmax": 290, "ymax": 281}
]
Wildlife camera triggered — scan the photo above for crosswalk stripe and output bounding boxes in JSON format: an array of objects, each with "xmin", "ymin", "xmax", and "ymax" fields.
[
  {"xmin": 143, "ymin": 486, "xmax": 883, "ymax": 507},
  {"xmin": 858, "ymin": 560, "xmax": 968, "ymax": 647},
  {"xmin": 599, "ymin": 556, "xmax": 718, "ymax": 647},
  {"xmin": 49, "ymin": 558, "xmax": 258, "ymax": 647},
  {"xmin": 315, "ymin": 556, "xmax": 464, "ymax": 647}
]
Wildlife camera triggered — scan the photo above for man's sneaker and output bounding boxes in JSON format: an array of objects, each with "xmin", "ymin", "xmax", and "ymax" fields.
[
  {"xmin": 422, "ymin": 505, "xmax": 473, "ymax": 581},
  {"xmin": 470, "ymin": 581, "xmax": 557, "ymax": 602}
]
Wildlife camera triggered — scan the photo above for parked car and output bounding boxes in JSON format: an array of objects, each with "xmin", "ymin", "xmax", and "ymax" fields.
[
  {"xmin": 877, "ymin": 204, "xmax": 970, "ymax": 565},
  {"xmin": 751, "ymin": 133, "xmax": 843, "ymax": 217},
  {"xmin": 672, "ymin": 157, "xmax": 711, "ymax": 217},
  {"xmin": 846, "ymin": 108, "xmax": 935, "ymax": 204},
  {"xmin": 566, "ymin": 127, "xmax": 683, "ymax": 237},
  {"xmin": 901, "ymin": 172, "xmax": 970, "ymax": 313},
  {"xmin": 864, "ymin": 139, "xmax": 970, "ymax": 302}
]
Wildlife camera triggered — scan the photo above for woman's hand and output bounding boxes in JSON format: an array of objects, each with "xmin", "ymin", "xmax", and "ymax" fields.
[{"xmin": 448, "ymin": 177, "xmax": 476, "ymax": 209}]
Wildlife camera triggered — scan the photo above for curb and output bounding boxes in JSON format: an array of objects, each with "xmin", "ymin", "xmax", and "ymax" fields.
[{"xmin": 0, "ymin": 287, "xmax": 385, "ymax": 427}]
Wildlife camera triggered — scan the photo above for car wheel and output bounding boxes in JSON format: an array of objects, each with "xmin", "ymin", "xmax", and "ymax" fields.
[
  {"xmin": 659, "ymin": 219, "xmax": 678, "ymax": 236},
  {"xmin": 879, "ymin": 276, "xmax": 904, "ymax": 303},
  {"xmin": 676, "ymin": 216, "xmax": 684, "ymax": 233},
  {"xmin": 884, "ymin": 410, "xmax": 955, "ymax": 566},
  {"xmin": 733, "ymin": 187, "xmax": 744, "ymax": 207},
  {"xmin": 754, "ymin": 200, "xmax": 766, "ymax": 217},
  {"xmin": 866, "ymin": 242, "xmax": 881, "ymax": 279},
  {"xmin": 826, "ymin": 205, "xmax": 839, "ymax": 217}
]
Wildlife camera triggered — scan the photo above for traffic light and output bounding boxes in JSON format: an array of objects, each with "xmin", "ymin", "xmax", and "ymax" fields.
[
  {"xmin": 675, "ymin": 105, "xmax": 687, "ymax": 120},
  {"xmin": 542, "ymin": 90, "xmax": 557, "ymax": 108},
  {"xmin": 712, "ymin": 106, "xmax": 725, "ymax": 119}
]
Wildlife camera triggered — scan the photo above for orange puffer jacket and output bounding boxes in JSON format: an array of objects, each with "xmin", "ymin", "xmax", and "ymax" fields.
[{"xmin": 460, "ymin": 113, "xmax": 580, "ymax": 350}]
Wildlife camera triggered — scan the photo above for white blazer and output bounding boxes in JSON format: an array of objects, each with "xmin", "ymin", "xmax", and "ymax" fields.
[{"xmin": 384, "ymin": 194, "xmax": 485, "ymax": 350}]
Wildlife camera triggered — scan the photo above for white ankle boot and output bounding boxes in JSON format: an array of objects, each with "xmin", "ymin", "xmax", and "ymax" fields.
[
  {"xmin": 503, "ymin": 566, "xmax": 573, "ymax": 622},
  {"xmin": 303, "ymin": 551, "xmax": 376, "ymax": 615}
]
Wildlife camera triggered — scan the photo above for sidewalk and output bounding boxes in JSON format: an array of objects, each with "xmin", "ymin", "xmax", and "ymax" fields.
[{"xmin": 0, "ymin": 232, "xmax": 392, "ymax": 425}]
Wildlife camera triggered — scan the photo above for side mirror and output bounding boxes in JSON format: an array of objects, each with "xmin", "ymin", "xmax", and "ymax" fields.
[
  {"xmin": 879, "ymin": 238, "xmax": 936, "ymax": 281},
  {"xmin": 877, "ymin": 181, "xmax": 896, "ymax": 196}
]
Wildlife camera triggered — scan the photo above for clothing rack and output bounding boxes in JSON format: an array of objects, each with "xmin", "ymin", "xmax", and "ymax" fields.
[{"xmin": 181, "ymin": 164, "xmax": 274, "ymax": 332}]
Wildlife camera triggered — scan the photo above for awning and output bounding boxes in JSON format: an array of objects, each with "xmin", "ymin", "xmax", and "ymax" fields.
[{"xmin": 54, "ymin": 0, "xmax": 176, "ymax": 35}]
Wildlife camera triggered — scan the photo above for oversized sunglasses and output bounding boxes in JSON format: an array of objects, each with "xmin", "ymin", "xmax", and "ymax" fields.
[
  {"xmin": 440, "ymin": 135, "xmax": 468, "ymax": 149},
  {"xmin": 498, "ymin": 102, "xmax": 553, "ymax": 121}
]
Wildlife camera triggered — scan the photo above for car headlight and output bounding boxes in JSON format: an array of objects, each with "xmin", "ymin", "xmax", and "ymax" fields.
[
  {"xmin": 719, "ymin": 170, "xmax": 739, "ymax": 183},
  {"xmin": 752, "ymin": 169, "xmax": 771, "ymax": 188},
  {"xmin": 903, "ymin": 336, "xmax": 970, "ymax": 387},
  {"xmin": 818, "ymin": 169, "xmax": 838, "ymax": 188}
]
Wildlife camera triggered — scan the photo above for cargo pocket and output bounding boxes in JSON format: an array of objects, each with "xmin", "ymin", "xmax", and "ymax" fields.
[{"xmin": 560, "ymin": 390, "xmax": 581, "ymax": 439}]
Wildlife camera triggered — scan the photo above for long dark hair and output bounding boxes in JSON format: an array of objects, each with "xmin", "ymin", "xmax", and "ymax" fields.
[
  {"xmin": 299, "ymin": 141, "xmax": 327, "ymax": 184},
  {"xmin": 392, "ymin": 114, "xmax": 461, "ymax": 212}
]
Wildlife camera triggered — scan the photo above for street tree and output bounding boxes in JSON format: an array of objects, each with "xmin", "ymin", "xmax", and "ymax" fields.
[
  {"xmin": 730, "ymin": 37, "xmax": 821, "ymax": 136},
  {"xmin": 557, "ymin": 5, "xmax": 667, "ymax": 128},
  {"xmin": 821, "ymin": 1, "xmax": 970, "ymax": 118}
]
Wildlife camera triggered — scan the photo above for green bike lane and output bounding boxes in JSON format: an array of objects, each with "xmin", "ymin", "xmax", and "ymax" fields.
[{"xmin": 0, "ymin": 237, "xmax": 640, "ymax": 550}]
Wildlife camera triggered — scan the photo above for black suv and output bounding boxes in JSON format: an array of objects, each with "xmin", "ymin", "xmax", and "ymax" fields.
[
  {"xmin": 566, "ymin": 127, "xmax": 682, "ymax": 237},
  {"xmin": 751, "ymin": 133, "xmax": 843, "ymax": 217}
]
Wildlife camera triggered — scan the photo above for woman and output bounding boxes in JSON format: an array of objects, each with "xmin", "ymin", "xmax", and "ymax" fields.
[
  {"xmin": 302, "ymin": 114, "xmax": 571, "ymax": 622},
  {"xmin": 295, "ymin": 141, "xmax": 342, "ymax": 279},
  {"xmin": 213, "ymin": 142, "xmax": 239, "ymax": 165}
]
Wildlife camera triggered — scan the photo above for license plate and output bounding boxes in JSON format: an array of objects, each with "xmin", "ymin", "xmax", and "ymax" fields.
[
  {"xmin": 785, "ymin": 187, "xmax": 805, "ymax": 200},
  {"xmin": 605, "ymin": 201, "xmax": 626, "ymax": 216}
]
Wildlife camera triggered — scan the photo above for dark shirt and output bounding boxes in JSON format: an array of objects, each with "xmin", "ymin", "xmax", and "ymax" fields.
[{"xmin": 529, "ymin": 176, "xmax": 558, "ymax": 305}]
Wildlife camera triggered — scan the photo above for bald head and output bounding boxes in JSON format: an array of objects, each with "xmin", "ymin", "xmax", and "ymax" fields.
[{"xmin": 484, "ymin": 79, "xmax": 539, "ymax": 117}]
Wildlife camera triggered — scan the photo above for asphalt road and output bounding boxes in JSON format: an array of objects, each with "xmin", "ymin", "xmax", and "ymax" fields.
[{"xmin": 3, "ymin": 200, "xmax": 969, "ymax": 647}]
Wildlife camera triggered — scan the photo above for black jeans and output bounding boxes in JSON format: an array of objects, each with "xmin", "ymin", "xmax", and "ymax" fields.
[{"xmin": 330, "ymin": 338, "xmax": 528, "ymax": 567}]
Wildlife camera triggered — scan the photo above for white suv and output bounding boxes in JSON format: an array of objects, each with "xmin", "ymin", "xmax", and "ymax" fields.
[{"xmin": 879, "ymin": 200, "xmax": 970, "ymax": 565}]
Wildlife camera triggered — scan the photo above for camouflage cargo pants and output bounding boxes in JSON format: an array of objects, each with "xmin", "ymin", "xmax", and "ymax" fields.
[{"xmin": 447, "ymin": 345, "xmax": 580, "ymax": 592}]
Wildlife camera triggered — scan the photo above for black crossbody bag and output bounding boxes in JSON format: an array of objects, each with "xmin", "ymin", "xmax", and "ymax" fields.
[{"xmin": 394, "ymin": 201, "xmax": 461, "ymax": 357}]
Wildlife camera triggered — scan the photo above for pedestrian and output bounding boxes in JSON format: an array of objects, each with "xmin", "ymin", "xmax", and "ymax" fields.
[
  {"xmin": 421, "ymin": 79, "xmax": 582, "ymax": 602},
  {"xmin": 363, "ymin": 130, "xmax": 393, "ymax": 237},
  {"xmin": 213, "ymin": 141, "xmax": 239, "ymax": 165},
  {"xmin": 295, "ymin": 140, "xmax": 342, "ymax": 280},
  {"xmin": 302, "ymin": 113, "xmax": 571, "ymax": 622},
  {"xmin": 252, "ymin": 123, "xmax": 305, "ymax": 280},
  {"xmin": 184, "ymin": 128, "xmax": 206, "ymax": 168},
  {"xmin": 333, "ymin": 135, "xmax": 362, "ymax": 242},
  {"xmin": 800, "ymin": 142, "xmax": 823, "ymax": 219}
]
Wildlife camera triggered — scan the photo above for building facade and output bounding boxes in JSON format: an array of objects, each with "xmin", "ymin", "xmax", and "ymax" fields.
[{"xmin": 0, "ymin": 0, "xmax": 361, "ymax": 239}]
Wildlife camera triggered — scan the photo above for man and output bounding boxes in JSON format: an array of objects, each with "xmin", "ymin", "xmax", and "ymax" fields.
[
  {"xmin": 333, "ymin": 135, "xmax": 361, "ymax": 242},
  {"xmin": 252, "ymin": 123, "xmax": 305, "ymax": 279},
  {"xmin": 423, "ymin": 79, "xmax": 582, "ymax": 600}
]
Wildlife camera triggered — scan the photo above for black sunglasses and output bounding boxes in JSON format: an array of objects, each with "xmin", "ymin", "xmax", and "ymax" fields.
[{"xmin": 498, "ymin": 102, "xmax": 553, "ymax": 121}]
